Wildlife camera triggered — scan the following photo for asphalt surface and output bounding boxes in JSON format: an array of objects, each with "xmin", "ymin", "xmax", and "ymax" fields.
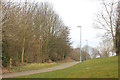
[{"xmin": 2, "ymin": 61, "xmax": 79, "ymax": 78}]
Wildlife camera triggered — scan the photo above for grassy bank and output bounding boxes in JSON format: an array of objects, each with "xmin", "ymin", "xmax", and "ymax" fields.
[{"xmin": 17, "ymin": 56, "xmax": 118, "ymax": 78}]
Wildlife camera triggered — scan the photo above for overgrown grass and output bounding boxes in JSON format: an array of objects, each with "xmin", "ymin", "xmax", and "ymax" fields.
[
  {"xmin": 17, "ymin": 56, "xmax": 118, "ymax": 78},
  {"xmin": 8, "ymin": 62, "xmax": 62, "ymax": 73}
]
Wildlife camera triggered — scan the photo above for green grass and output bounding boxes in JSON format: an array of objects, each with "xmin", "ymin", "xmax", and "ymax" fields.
[
  {"xmin": 9, "ymin": 62, "xmax": 62, "ymax": 73},
  {"xmin": 16, "ymin": 56, "xmax": 118, "ymax": 78}
]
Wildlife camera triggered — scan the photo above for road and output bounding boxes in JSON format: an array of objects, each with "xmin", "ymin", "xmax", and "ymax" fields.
[{"xmin": 2, "ymin": 61, "xmax": 79, "ymax": 78}]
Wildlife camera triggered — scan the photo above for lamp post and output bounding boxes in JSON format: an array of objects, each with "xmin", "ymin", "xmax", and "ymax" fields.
[
  {"xmin": 86, "ymin": 40, "xmax": 88, "ymax": 60},
  {"xmin": 77, "ymin": 26, "xmax": 82, "ymax": 63}
]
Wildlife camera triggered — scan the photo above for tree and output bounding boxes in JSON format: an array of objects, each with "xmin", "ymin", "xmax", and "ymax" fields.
[
  {"xmin": 82, "ymin": 45, "xmax": 91, "ymax": 60},
  {"xmin": 2, "ymin": 2, "xmax": 24, "ymax": 66},
  {"xmin": 69, "ymin": 47, "xmax": 90, "ymax": 61},
  {"xmin": 94, "ymin": 0, "xmax": 118, "ymax": 56},
  {"xmin": 90, "ymin": 48, "xmax": 101, "ymax": 58},
  {"xmin": 97, "ymin": 39, "xmax": 113, "ymax": 57},
  {"xmin": 115, "ymin": 1, "xmax": 120, "ymax": 56},
  {"xmin": 82, "ymin": 46, "xmax": 100, "ymax": 59}
]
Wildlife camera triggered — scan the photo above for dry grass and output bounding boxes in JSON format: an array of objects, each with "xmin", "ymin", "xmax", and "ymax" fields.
[{"xmin": 3, "ymin": 62, "xmax": 62, "ymax": 74}]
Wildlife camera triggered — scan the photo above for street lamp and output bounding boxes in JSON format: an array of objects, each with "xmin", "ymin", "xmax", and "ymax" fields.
[
  {"xmin": 86, "ymin": 40, "xmax": 88, "ymax": 60},
  {"xmin": 77, "ymin": 26, "xmax": 82, "ymax": 63}
]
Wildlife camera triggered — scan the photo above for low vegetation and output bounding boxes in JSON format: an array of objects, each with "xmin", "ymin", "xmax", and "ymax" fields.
[
  {"xmin": 16, "ymin": 56, "xmax": 118, "ymax": 78},
  {"xmin": 2, "ymin": 62, "xmax": 62, "ymax": 74}
]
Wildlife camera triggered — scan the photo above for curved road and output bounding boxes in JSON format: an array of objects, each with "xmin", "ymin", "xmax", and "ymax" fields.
[{"xmin": 3, "ymin": 62, "xmax": 79, "ymax": 78}]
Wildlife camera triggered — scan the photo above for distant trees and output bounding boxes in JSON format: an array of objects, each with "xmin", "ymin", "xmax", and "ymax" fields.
[
  {"xmin": 69, "ymin": 47, "xmax": 90, "ymax": 61},
  {"xmin": 2, "ymin": 2, "xmax": 71, "ymax": 67},
  {"xmin": 69, "ymin": 48, "xmax": 80, "ymax": 61},
  {"xmin": 82, "ymin": 45, "xmax": 91, "ymax": 60},
  {"xmin": 70, "ymin": 42, "xmax": 115, "ymax": 61},
  {"xmin": 97, "ymin": 39, "xmax": 114, "ymax": 57},
  {"xmin": 90, "ymin": 48, "xmax": 101, "ymax": 58},
  {"xmin": 94, "ymin": 0, "xmax": 119, "ymax": 56},
  {"xmin": 82, "ymin": 46, "xmax": 100, "ymax": 59}
]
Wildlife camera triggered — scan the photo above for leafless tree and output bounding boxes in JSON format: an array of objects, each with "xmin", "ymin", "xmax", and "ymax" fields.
[
  {"xmin": 97, "ymin": 39, "xmax": 113, "ymax": 57},
  {"xmin": 115, "ymin": 1, "xmax": 120, "ymax": 56},
  {"xmin": 94, "ymin": 0, "xmax": 119, "ymax": 56}
]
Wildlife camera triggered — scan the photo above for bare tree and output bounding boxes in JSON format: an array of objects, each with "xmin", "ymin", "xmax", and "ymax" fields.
[
  {"xmin": 115, "ymin": 1, "xmax": 120, "ymax": 56},
  {"xmin": 97, "ymin": 39, "xmax": 113, "ymax": 57},
  {"xmin": 94, "ymin": 0, "xmax": 119, "ymax": 56},
  {"xmin": 82, "ymin": 45, "xmax": 91, "ymax": 60}
]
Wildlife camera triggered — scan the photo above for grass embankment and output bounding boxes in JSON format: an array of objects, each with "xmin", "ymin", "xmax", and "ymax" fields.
[
  {"xmin": 17, "ymin": 56, "xmax": 118, "ymax": 78},
  {"xmin": 3, "ymin": 62, "xmax": 62, "ymax": 74}
]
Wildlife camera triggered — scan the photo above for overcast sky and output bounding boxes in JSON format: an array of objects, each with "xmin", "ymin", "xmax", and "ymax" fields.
[{"xmin": 4, "ymin": 0, "xmax": 105, "ymax": 48}]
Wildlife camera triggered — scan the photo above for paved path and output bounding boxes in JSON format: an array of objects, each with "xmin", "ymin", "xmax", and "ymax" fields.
[{"xmin": 2, "ymin": 62, "xmax": 79, "ymax": 78}]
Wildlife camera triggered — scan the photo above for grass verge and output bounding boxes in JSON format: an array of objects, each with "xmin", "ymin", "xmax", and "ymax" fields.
[{"xmin": 3, "ymin": 62, "xmax": 62, "ymax": 74}]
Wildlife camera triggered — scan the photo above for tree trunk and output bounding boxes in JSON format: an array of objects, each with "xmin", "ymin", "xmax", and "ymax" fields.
[{"xmin": 21, "ymin": 35, "xmax": 26, "ymax": 64}]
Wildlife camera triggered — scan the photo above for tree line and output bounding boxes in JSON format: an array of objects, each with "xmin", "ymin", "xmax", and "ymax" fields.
[{"xmin": 2, "ymin": 2, "xmax": 71, "ymax": 67}]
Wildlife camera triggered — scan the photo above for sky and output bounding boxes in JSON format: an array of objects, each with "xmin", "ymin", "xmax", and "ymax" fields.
[{"xmin": 3, "ymin": 0, "xmax": 104, "ymax": 48}]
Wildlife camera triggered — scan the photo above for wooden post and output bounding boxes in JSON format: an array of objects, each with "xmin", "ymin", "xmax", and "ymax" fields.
[{"xmin": 9, "ymin": 58, "xmax": 12, "ymax": 71}]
